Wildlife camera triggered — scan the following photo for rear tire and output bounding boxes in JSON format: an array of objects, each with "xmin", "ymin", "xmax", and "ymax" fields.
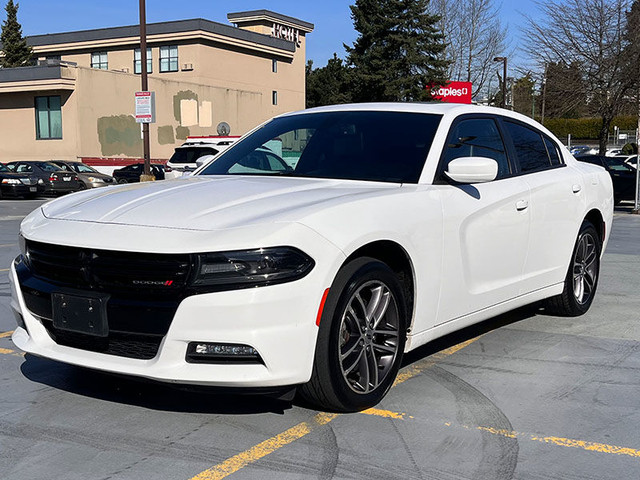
[
  {"xmin": 299, "ymin": 257, "xmax": 407, "ymax": 412},
  {"xmin": 117, "ymin": 179, "xmax": 128, "ymax": 184},
  {"xmin": 545, "ymin": 220, "xmax": 600, "ymax": 316}
]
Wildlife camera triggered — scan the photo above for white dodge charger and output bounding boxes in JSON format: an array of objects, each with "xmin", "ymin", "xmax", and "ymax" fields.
[{"xmin": 10, "ymin": 103, "xmax": 613, "ymax": 412}]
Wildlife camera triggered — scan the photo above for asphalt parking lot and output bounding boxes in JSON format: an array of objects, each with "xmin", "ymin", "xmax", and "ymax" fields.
[{"xmin": 1, "ymin": 198, "xmax": 640, "ymax": 480}]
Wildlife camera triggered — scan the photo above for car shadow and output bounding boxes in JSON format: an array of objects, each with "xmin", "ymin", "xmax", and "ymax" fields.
[
  {"xmin": 401, "ymin": 303, "xmax": 540, "ymax": 367},
  {"xmin": 19, "ymin": 303, "xmax": 542, "ymax": 415},
  {"xmin": 19, "ymin": 355, "xmax": 294, "ymax": 415}
]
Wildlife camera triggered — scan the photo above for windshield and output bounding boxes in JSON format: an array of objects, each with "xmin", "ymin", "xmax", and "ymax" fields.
[
  {"xmin": 169, "ymin": 147, "xmax": 219, "ymax": 164},
  {"xmin": 199, "ymin": 111, "xmax": 441, "ymax": 183},
  {"xmin": 0, "ymin": 164, "xmax": 8, "ymax": 172}
]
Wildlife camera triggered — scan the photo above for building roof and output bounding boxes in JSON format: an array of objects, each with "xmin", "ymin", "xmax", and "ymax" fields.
[
  {"xmin": 227, "ymin": 10, "xmax": 314, "ymax": 32},
  {"xmin": 7, "ymin": 17, "xmax": 295, "ymax": 53}
]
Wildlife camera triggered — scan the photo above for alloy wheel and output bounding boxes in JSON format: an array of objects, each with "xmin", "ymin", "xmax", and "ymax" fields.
[
  {"xmin": 338, "ymin": 280, "xmax": 401, "ymax": 394},
  {"xmin": 572, "ymin": 232, "xmax": 598, "ymax": 305}
]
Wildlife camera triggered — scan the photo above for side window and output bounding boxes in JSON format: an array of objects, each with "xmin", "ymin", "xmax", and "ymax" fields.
[
  {"xmin": 505, "ymin": 121, "xmax": 553, "ymax": 173},
  {"xmin": 441, "ymin": 118, "xmax": 510, "ymax": 179},
  {"xmin": 543, "ymin": 137, "xmax": 562, "ymax": 166}
]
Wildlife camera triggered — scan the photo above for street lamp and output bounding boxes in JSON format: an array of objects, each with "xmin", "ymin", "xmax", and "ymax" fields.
[{"xmin": 493, "ymin": 56, "xmax": 507, "ymax": 109}]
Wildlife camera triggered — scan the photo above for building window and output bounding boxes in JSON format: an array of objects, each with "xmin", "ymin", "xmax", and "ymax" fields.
[
  {"xmin": 159, "ymin": 45, "xmax": 178, "ymax": 72},
  {"xmin": 134, "ymin": 48, "xmax": 153, "ymax": 74},
  {"xmin": 91, "ymin": 51, "xmax": 108, "ymax": 69},
  {"xmin": 272, "ymin": 91, "xmax": 278, "ymax": 105},
  {"xmin": 272, "ymin": 59, "xmax": 277, "ymax": 73},
  {"xmin": 35, "ymin": 96, "xmax": 62, "ymax": 139}
]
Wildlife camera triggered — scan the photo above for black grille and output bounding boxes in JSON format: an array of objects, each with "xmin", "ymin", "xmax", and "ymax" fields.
[
  {"xmin": 18, "ymin": 242, "xmax": 195, "ymax": 360},
  {"xmin": 26, "ymin": 240, "xmax": 193, "ymax": 292}
]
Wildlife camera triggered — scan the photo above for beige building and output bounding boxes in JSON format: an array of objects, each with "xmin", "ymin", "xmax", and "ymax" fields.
[{"xmin": 0, "ymin": 10, "xmax": 313, "ymax": 165}]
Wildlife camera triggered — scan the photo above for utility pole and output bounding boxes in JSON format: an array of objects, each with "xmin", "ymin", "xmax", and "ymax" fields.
[
  {"xmin": 635, "ymin": 85, "xmax": 640, "ymax": 213},
  {"xmin": 139, "ymin": 0, "xmax": 152, "ymax": 180},
  {"xmin": 493, "ymin": 57, "xmax": 507, "ymax": 109},
  {"xmin": 541, "ymin": 63, "xmax": 548, "ymax": 126}
]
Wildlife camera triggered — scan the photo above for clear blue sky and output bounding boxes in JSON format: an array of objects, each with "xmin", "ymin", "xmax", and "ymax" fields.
[{"xmin": 6, "ymin": 0, "xmax": 539, "ymax": 69}]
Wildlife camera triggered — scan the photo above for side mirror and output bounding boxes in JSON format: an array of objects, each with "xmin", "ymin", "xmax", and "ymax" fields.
[
  {"xmin": 445, "ymin": 156, "xmax": 498, "ymax": 184},
  {"xmin": 195, "ymin": 154, "xmax": 216, "ymax": 168}
]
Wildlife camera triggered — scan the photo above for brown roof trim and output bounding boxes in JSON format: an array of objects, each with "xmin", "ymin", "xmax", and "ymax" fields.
[
  {"xmin": 227, "ymin": 10, "xmax": 314, "ymax": 32},
  {"xmin": 19, "ymin": 18, "xmax": 295, "ymax": 52}
]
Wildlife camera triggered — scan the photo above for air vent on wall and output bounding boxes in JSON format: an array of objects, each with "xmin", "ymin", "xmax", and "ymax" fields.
[{"xmin": 182, "ymin": 63, "xmax": 194, "ymax": 71}]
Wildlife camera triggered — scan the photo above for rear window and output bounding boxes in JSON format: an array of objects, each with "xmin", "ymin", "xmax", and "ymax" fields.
[
  {"xmin": 38, "ymin": 162, "xmax": 63, "ymax": 172},
  {"xmin": 169, "ymin": 147, "xmax": 219, "ymax": 164}
]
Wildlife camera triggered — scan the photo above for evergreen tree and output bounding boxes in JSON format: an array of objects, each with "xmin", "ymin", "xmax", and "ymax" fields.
[
  {"xmin": 306, "ymin": 54, "xmax": 353, "ymax": 107},
  {"xmin": 345, "ymin": 0, "xmax": 449, "ymax": 102},
  {"xmin": 1, "ymin": 0, "xmax": 32, "ymax": 68}
]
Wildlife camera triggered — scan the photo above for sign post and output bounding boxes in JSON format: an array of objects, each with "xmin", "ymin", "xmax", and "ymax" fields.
[{"xmin": 138, "ymin": 0, "xmax": 153, "ymax": 181}]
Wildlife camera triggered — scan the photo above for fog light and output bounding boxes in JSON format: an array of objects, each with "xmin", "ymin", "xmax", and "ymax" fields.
[{"xmin": 186, "ymin": 342, "xmax": 263, "ymax": 364}]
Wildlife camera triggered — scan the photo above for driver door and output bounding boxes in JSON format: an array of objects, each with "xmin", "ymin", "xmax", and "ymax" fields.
[{"xmin": 434, "ymin": 116, "xmax": 531, "ymax": 325}]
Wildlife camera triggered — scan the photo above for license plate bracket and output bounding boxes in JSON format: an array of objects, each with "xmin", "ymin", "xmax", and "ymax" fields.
[{"xmin": 52, "ymin": 292, "xmax": 109, "ymax": 337}]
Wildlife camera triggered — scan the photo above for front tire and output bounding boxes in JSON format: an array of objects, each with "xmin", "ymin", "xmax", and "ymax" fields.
[
  {"xmin": 300, "ymin": 257, "xmax": 407, "ymax": 412},
  {"xmin": 545, "ymin": 220, "xmax": 600, "ymax": 316}
]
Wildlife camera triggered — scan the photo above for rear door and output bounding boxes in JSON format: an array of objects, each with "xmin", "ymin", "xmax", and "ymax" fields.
[{"xmin": 502, "ymin": 120, "xmax": 584, "ymax": 293}]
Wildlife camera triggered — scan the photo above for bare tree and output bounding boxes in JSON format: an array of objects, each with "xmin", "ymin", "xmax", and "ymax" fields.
[
  {"xmin": 429, "ymin": 0, "xmax": 507, "ymax": 100},
  {"xmin": 525, "ymin": 0, "xmax": 640, "ymax": 153}
]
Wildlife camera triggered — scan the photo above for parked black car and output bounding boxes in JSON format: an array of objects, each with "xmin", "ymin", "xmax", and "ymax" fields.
[
  {"xmin": 575, "ymin": 155, "xmax": 637, "ymax": 204},
  {"xmin": 113, "ymin": 163, "xmax": 167, "ymax": 183},
  {"xmin": 49, "ymin": 161, "xmax": 115, "ymax": 189},
  {"xmin": 0, "ymin": 163, "xmax": 45, "ymax": 199},
  {"xmin": 5, "ymin": 161, "xmax": 82, "ymax": 196}
]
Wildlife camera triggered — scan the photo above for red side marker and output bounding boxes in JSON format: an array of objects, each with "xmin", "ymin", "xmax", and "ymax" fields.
[{"xmin": 315, "ymin": 288, "xmax": 330, "ymax": 327}]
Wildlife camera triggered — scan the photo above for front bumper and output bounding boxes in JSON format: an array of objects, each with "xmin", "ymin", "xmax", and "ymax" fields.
[{"xmin": 10, "ymin": 248, "xmax": 342, "ymax": 388}]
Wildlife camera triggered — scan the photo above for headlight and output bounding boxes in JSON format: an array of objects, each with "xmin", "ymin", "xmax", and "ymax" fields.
[
  {"xmin": 2, "ymin": 178, "xmax": 21, "ymax": 184},
  {"xmin": 87, "ymin": 177, "xmax": 104, "ymax": 183},
  {"xmin": 191, "ymin": 247, "xmax": 314, "ymax": 288},
  {"xmin": 37, "ymin": 179, "xmax": 44, "ymax": 184}
]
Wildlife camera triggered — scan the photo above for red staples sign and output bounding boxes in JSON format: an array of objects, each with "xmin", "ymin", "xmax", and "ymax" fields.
[{"xmin": 431, "ymin": 81, "xmax": 473, "ymax": 104}]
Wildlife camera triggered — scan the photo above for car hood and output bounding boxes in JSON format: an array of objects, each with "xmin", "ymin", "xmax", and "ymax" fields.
[{"xmin": 41, "ymin": 175, "xmax": 401, "ymax": 231}]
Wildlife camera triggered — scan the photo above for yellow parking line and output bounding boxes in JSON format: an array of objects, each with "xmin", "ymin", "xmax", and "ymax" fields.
[
  {"xmin": 0, "ymin": 243, "xmax": 16, "ymax": 248},
  {"xmin": 360, "ymin": 408, "xmax": 408, "ymax": 420},
  {"xmin": 0, "ymin": 347, "xmax": 23, "ymax": 357},
  {"xmin": 0, "ymin": 268, "xmax": 9, "ymax": 272},
  {"xmin": 189, "ymin": 335, "xmax": 481, "ymax": 480},
  {"xmin": 447, "ymin": 422, "xmax": 640, "ymax": 459},
  {"xmin": 0, "ymin": 331, "xmax": 14, "ymax": 338},
  {"xmin": 532, "ymin": 435, "xmax": 640, "ymax": 458},
  {"xmin": 189, "ymin": 413, "xmax": 337, "ymax": 480}
]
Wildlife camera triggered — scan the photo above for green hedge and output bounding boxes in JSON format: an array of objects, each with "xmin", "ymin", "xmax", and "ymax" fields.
[{"xmin": 542, "ymin": 116, "xmax": 637, "ymax": 140}]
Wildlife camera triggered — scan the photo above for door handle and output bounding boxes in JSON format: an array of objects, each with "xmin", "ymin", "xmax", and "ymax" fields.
[
  {"xmin": 572, "ymin": 184, "xmax": 582, "ymax": 193},
  {"xmin": 516, "ymin": 199, "xmax": 529, "ymax": 211}
]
